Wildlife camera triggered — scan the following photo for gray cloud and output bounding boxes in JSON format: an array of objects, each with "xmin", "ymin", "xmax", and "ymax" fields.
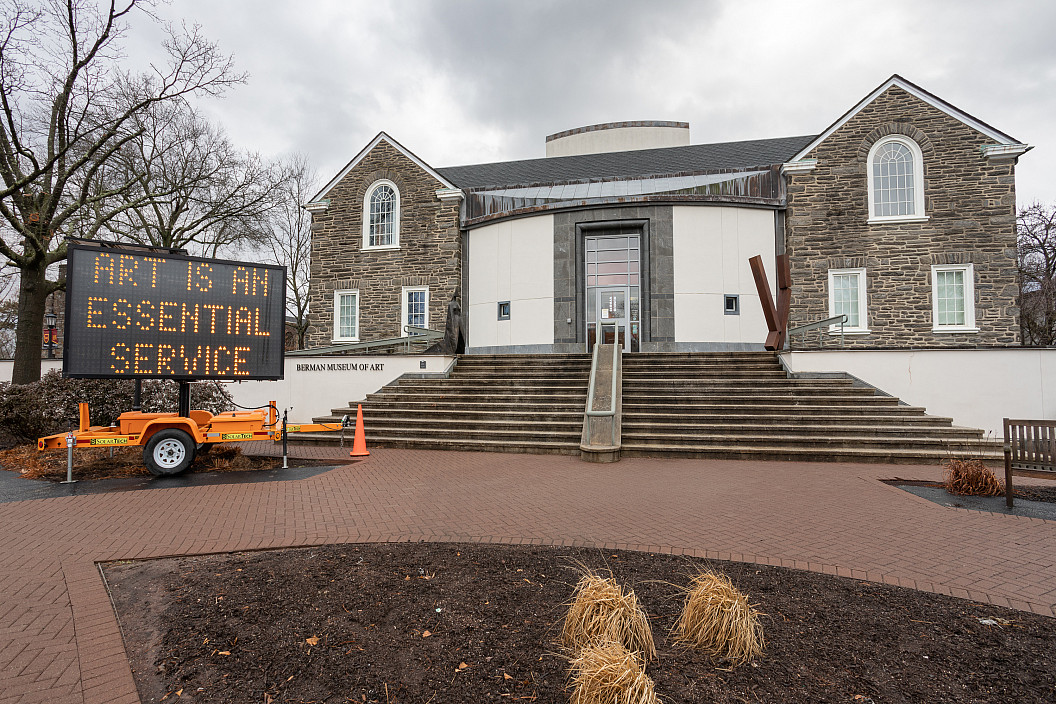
[
  {"xmin": 124, "ymin": 0, "xmax": 1054, "ymax": 205},
  {"xmin": 399, "ymin": 0, "xmax": 709, "ymax": 157}
]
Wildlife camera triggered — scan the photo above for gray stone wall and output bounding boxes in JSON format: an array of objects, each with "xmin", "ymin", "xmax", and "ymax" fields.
[
  {"xmin": 306, "ymin": 141, "xmax": 461, "ymax": 347},
  {"xmin": 785, "ymin": 85, "xmax": 1020, "ymax": 348},
  {"xmin": 552, "ymin": 206, "xmax": 674, "ymax": 353}
]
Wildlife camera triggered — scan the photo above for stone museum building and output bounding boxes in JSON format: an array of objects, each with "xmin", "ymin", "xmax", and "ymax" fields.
[{"xmin": 304, "ymin": 75, "xmax": 1030, "ymax": 354}]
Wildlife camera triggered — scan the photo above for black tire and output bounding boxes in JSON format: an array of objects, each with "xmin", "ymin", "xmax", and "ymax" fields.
[{"xmin": 144, "ymin": 429, "xmax": 196, "ymax": 476}]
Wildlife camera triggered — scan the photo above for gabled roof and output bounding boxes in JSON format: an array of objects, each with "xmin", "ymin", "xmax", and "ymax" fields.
[
  {"xmin": 311, "ymin": 76, "xmax": 1026, "ymax": 203},
  {"xmin": 437, "ymin": 135, "xmax": 816, "ymax": 190},
  {"xmin": 790, "ymin": 74, "xmax": 1027, "ymax": 162},
  {"xmin": 309, "ymin": 131, "xmax": 457, "ymax": 204}
]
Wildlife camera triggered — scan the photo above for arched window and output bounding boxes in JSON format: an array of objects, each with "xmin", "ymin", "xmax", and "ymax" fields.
[
  {"xmin": 866, "ymin": 136, "xmax": 926, "ymax": 222},
  {"xmin": 363, "ymin": 180, "xmax": 400, "ymax": 248}
]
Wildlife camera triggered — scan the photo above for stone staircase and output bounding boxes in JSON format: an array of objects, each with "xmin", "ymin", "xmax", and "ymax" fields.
[
  {"xmin": 293, "ymin": 351, "xmax": 1000, "ymax": 464},
  {"xmin": 620, "ymin": 352, "xmax": 1001, "ymax": 463},
  {"xmin": 303, "ymin": 354, "xmax": 591, "ymax": 454}
]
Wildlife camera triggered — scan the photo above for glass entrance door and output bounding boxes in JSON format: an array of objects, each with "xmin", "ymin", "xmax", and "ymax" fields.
[
  {"xmin": 595, "ymin": 287, "xmax": 630, "ymax": 351},
  {"xmin": 585, "ymin": 234, "xmax": 641, "ymax": 352}
]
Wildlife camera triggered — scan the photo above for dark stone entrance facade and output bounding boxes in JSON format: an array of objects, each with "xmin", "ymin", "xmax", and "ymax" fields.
[{"xmin": 552, "ymin": 207, "xmax": 673, "ymax": 353}]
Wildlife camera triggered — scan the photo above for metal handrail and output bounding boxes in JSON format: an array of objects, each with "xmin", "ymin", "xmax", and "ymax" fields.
[
  {"xmin": 787, "ymin": 314, "xmax": 847, "ymax": 349},
  {"xmin": 403, "ymin": 325, "xmax": 444, "ymax": 337},
  {"xmin": 585, "ymin": 322, "xmax": 621, "ymax": 446},
  {"xmin": 401, "ymin": 326, "xmax": 445, "ymax": 351},
  {"xmin": 287, "ymin": 326, "xmax": 444, "ymax": 356}
]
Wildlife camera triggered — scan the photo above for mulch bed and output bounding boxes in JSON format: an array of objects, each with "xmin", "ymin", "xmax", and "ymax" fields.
[
  {"xmin": 885, "ymin": 479, "xmax": 1056, "ymax": 505},
  {"xmin": 103, "ymin": 543, "xmax": 1056, "ymax": 704},
  {"xmin": 0, "ymin": 444, "xmax": 330, "ymax": 481},
  {"xmin": 1015, "ymin": 484, "xmax": 1056, "ymax": 503}
]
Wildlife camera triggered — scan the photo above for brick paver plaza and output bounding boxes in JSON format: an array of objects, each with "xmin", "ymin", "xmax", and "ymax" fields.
[{"xmin": 1, "ymin": 444, "xmax": 1054, "ymax": 702}]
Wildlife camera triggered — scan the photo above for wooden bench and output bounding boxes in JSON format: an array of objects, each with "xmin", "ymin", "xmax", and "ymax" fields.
[{"xmin": 1004, "ymin": 418, "xmax": 1056, "ymax": 508}]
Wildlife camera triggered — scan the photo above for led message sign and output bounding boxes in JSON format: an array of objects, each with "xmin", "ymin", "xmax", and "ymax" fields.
[{"xmin": 64, "ymin": 243, "xmax": 286, "ymax": 380}]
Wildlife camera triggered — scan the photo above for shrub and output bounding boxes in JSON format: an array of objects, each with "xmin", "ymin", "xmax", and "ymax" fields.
[
  {"xmin": 671, "ymin": 569, "xmax": 764, "ymax": 665},
  {"xmin": 561, "ymin": 572, "xmax": 655, "ymax": 665},
  {"xmin": 140, "ymin": 379, "xmax": 235, "ymax": 416},
  {"xmin": 0, "ymin": 372, "xmax": 233, "ymax": 448},
  {"xmin": 943, "ymin": 458, "xmax": 1003, "ymax": 497},
  {"xmin": 0, "ymin": 381, "xmax": 55, "ymax": 448},
  {"xmin": 567, "ymin": 640, "xmax": 658, "ymax": 704}
]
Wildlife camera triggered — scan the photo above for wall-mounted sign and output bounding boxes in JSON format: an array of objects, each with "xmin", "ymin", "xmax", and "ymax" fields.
[
  {"xmin": 294, "ymin": 362, "xmax": 386, "ymax": 372},
  {"xmin": 63, "ymin": 243, "xmax": 286, "ymax": 380}
]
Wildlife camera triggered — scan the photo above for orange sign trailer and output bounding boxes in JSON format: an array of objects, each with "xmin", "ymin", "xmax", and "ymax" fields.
[
  {"xmin": 39, "ymin": 242, "xmax": 346, "ymax": 478},
  {"xmin": 38, "ymin": 402, "xmax": 340, "ymax": 476}
]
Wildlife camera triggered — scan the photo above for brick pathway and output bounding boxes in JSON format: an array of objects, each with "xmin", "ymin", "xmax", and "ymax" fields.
[{"xmin": 1, "ymin": 446, "xmax": 1054, "ymax": 702}]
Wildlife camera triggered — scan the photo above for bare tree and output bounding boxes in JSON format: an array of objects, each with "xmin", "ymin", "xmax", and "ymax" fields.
[
  {"xmin": 1018, "ymin": 202, "xmax": 1056, "ymax": 346},
  {"xmin": 0, "ymin": 0, "xmax": 244, "ymax": 384},
  {"xmin": 100, "ymin": 100, "xmax": 290, "ymax": 257},
  {"xmin": 259, "ymin": 155, "xmax": 314, "ymax": 349},
  {"xmin": 0, "ymin": 298, "xmax": 16, "ymax": 358}
]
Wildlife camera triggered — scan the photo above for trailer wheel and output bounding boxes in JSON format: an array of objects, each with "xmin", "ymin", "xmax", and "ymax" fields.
[{"xmin": 144, "ymin": 429, "xmax": 196, "ymax": 476}]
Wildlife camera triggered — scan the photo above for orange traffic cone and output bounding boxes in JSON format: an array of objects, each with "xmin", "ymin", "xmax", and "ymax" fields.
[{"xmin": 349, "ymin": 403, "xmax": 370, "ymax": 457}]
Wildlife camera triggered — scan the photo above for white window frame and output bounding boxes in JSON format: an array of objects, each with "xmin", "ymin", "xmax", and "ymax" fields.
[
  {"xmin": 332, "ymin": 289, "xmax": 360, "ymax": 342},
  {"xmin": 401, "ymin": 286, "xmax": 428, "ymax": 336},
  {"xmin": 362, "ymin": 179, "xmax": 400, "ymax": 250},
  {"xmin": 931, "ymin": 264, "xmax": 978, "ymax": 333},
  {"xmin": 827, "ymin": 268, "xmax": 870, "ymax": 334},
  {"xmin": 866, "ymin": 136, "xmax": 928, "ymax": 224}
]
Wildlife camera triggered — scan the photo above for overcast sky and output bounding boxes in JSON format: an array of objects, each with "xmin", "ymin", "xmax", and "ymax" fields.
[{"xmin": 126, "ymin": 0, "xmax": 1055, "ymax": 206}]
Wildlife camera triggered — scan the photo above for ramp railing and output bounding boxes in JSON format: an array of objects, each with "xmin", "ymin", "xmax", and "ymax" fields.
[
  {"xmin": 580, "ymin": 322, "xmax": 622, "ymax": 462},
  {"xmin": 288, "ymin": 326, "xmax": 444, "ymax": 356},
  {"xmin": 787, "ymin": 314, "xmax": 848, "ymax": 349}
]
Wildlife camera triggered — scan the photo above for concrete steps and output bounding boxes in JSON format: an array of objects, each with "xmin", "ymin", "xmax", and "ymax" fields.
[
  {"xmin": 289, "ymin": 350, "xmax": 1000, "ymax": 465},
  {"xmin": 621, "ymin": 352, "xmax": 1000, "ymax": 464},
  {"xmin": 300, "ymin": 354, "xmax": 592, "ymax": 455},
  {"xmin": 619, "ymin": 443, "xmax": 992, "ymax": 463}
]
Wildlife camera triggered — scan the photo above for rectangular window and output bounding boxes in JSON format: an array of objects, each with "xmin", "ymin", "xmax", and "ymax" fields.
[
  {"xmin": 402, "ymin": 286, "xmax": 428, "ymax": 335},
  {"xmin": 827, "ymin": 268, "xmax": 868, "ymax": 333},
  {"xmin": 497, "ymin": 301, "xmax": 511, "ymax": 320},
  {"xmin": 332, "ymin": 290, "xmax": 359, "ymax": 342},
  {"xmin": 931, "ymin": 264, "xmax": 977, "ymax": 332}
]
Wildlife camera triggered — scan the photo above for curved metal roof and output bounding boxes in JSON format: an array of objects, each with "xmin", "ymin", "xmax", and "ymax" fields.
[{"xmin": 437, "ymin": 134, "xmax": 816, "ymax": 189}]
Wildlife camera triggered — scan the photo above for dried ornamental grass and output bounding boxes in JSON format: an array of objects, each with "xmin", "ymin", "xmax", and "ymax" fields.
[
  {"xmin": 562, "ymin": 573, "xmax": 656, "ymax": 664},
  {"xmin": 672, "ymin": 570, "xmax": 764, "ymax": 665},
  {"xmin": 568, "ymin": 640, "xmax": 660, "ymax": 704},
  {"xmin": 943, "ymin": 458, "xmax": 1003, "ymax": 496}
]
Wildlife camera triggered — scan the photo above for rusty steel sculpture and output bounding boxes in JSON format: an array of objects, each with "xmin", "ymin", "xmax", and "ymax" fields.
[{"xmin": 749, "ymin": 253, "xmax": 791, "ymax": 351}]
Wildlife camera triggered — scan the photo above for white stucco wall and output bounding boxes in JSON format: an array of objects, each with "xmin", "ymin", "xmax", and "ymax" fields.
[
  {"xmin": 467, "ymin": 215, "xmax": 555, "ymax": 350},
  {"xmin": 221, "ymin": 355, "xmax": 455, "ymax": 418},
  {"xmin": 0, "ymin": 359, "xmax": 64, "ymax": 380},
  {"xmin": 781, "ymin": 349, "xmax": 1056, "ymax": 437},
  {"xmin": 545, "ymin": 125, "xmax": 690, "ymax": 157},
  {"xmin": 672, "ymin": 206, "xmax": 777, "ymax": 344},
  {"xmin": 1, "ymin": 355, "xmax": 454, "ymax": 423}
]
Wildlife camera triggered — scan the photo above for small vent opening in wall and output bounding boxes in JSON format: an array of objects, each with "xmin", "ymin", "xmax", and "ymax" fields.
[
  {"xmin": 724, "ymin": 294, "xmax": 740, "ymax": 315},
  {"xmin": 497, "ymin": 301, "xmax": 511, "ymax": 320}
]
